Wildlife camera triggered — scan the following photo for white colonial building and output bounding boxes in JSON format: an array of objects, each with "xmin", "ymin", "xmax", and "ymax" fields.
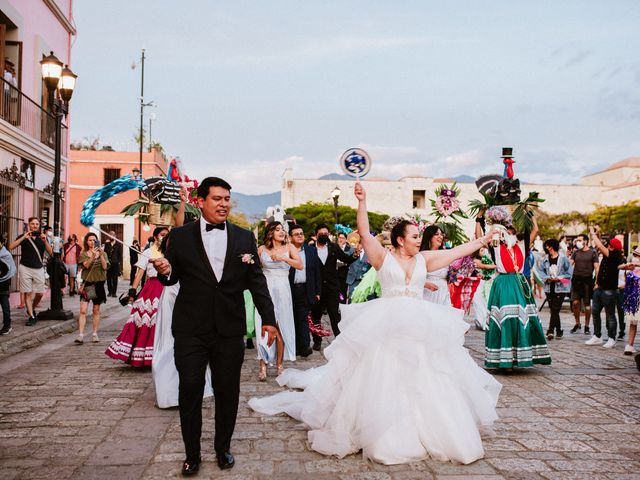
[{"xmin": 281, "ymin": 157, "xmax": 640, "ymax": 232}]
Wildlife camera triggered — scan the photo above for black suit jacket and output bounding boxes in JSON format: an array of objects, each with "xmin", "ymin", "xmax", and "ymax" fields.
[
  {"xmin": 317, "ymin": 242, "xmax": 356, "ymax": 292},
  {"xmin": 104, "ymin": 241, "xmax": 122, "ymax": 271},
  {"xmin": 288, "ymin": 244, "xmax": 322, "ymax": 305},
  {"xmin": 158, "ymin": 221, "xmax": 276, "ymax": 338}
]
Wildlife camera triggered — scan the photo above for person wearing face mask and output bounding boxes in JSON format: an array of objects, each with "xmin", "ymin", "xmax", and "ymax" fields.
[
  {"xmin": 569, "ymin": 234, "xmax": 598, "ymax": 335},
  {"xmin": 105, "ymin": 226, "xmax": 169, "ymax": 366},
  {"xmin": 477, "ymin": 207, "xmax": 550, "ymax": 370},
  {"xmin": 310, "ymin": 223, "xmax": 358, "ymax": 350},
  {"xmin": 537, "ymin": 239, "xmax": 572, "ymax": 340}
]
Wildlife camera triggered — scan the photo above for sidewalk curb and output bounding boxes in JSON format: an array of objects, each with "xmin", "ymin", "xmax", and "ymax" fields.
[{"xmin": 0, "ymin": 300, "xmax": 125, "ymax": 357}]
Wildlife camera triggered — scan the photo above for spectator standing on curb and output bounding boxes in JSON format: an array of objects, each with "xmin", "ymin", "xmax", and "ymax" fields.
[
  {"xmin": 569, "ymin": 234, "xmax": 598, "ymax": 335},
  {"xmin": 8, "ymin": 217, "xmax": 52, "ymax": 326},
  {"xmin": 63, "ymin": 234, "xmax": 81, "ymax": 296},
  {"xmin": 585, "ymin": 227, "xmax": 625, "ymax": 348},
  {"xmin": 0, "ymin": 235, "xmax": 17, "ymax": 335}
]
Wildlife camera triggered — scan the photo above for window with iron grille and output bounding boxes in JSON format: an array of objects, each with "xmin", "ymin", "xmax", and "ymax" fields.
[{"xmin": 103, "ymin": 168, "xmax": 121, "ymax": 185}]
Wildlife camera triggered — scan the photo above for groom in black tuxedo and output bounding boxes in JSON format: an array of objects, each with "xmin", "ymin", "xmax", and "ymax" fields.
[{"xmin": 153, "ymin": 177, "xmax": 277, "ymax": 475}]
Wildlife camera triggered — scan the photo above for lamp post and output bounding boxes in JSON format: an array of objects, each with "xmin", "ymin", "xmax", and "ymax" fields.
[
  {"xmin": 38, "ymin": 51, "xmax": 76, "ymax": 321},
  {"xmin": 332, "ymin": 186, "xmax": 341, "ymax": 227}
]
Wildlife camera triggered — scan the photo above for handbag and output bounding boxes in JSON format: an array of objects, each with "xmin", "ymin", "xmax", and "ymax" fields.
[
  {"xmin": 79, "ymin": 252, "xmax": 101, "ymax": 301},
  {"xmin": 81, "ymin": 283, "xmax": 97, "ymax": 301}
]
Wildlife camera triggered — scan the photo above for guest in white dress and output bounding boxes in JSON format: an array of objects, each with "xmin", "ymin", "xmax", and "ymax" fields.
[
  {"xmin": 249, "ymin": 183, "xmax": 502, "ymax": 465},
  {"xmin": 255, "ymin": 222, "xmax": 303, "ymax": 381},
  {"xmin": 420, "ymin": 225, "xmax": 452, "ymax": 305}
]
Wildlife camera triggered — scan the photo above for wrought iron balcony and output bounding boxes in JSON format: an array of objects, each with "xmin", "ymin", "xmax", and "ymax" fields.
[{"xmin": 0, "ymin": 76, "xmax": 68, "ymax": 156}]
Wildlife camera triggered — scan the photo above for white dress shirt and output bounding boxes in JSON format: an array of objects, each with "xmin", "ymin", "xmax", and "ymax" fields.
[
  {"xmin": 317, "ymin": 245, "xmax": 328, "ymax": 265},
  {"xmin": 294, "ymin": 247, "xmax": 307, "ymax": 284},
  {"xmin": 200, "ymin": 216, "xmax": 227, "ymax": 280}
]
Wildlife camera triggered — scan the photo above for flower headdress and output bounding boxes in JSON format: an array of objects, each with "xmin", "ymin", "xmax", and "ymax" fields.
[
  {"xmin": 429, "ymin": 183, "xmax": 468, "ymax": 246},
  {"xmin": 485, "ymin": 206, "xmax": 512, "ymax": 227}
]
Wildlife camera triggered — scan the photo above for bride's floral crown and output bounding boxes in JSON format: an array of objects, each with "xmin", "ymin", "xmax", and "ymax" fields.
[{"xmin": 383, "ymin": 216, "xmax": 405, "ymax": 232}]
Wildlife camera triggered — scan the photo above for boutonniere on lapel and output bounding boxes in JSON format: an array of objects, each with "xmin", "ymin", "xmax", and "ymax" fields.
[{"xmin": 240, "ymin": 253, "xmax": 255, "ymax": 264}]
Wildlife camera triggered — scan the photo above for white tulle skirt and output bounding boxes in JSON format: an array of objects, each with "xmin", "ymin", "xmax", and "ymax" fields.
[
  {"xmin": 248, "ymin": 296, "xmax": 502, "ymax": 465},
  {"xmin": 152, "ymin": 283, "xmax": 213, "ymax": 409}
]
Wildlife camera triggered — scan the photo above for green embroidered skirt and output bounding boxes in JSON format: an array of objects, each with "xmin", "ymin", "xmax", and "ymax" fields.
[{"xmin": 485, "ymin": 273, "xmax": 551, "ymax": 369}]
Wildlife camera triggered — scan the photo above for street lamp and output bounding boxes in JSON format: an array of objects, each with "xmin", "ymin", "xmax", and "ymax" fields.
[
  {"xmin": 332, "ymin": 186, "xmax": 341, "ymax": 227},
  {"xmin": 38, "ymin": 51, "xmax": 76, "ymax": 321}
]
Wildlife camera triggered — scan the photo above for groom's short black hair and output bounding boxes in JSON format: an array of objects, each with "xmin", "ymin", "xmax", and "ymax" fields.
[{"xmin": 197, "ymin": 177, "xmax": 232, "ymax": 198}]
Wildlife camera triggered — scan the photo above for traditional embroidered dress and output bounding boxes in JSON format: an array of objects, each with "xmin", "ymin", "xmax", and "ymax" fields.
[
  {"xmin": 484, "ymin": 242, "xmax": 551, "ymax": 369},
  {"xmin": 105, "ymin": 247, "xmax": 163, "ymax": 367}
]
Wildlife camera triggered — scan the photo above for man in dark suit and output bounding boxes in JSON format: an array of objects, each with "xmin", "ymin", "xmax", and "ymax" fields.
[
  {"xmin": 152, "ymin": 177, "xmax": 277, "ymax": 475},
  {"xmin": 104, "ymin": 230, "xmax": 122, "ymax": 297},
  {"xmin": 336, "ymin": 232, "xmax": 353, "ymax": 304},
  {"xmin": 288, "ymin": 225, "xmax": 321, "ymax": 357},
  {"xmin": 311, "ymin": 224, "xmax": 357, "ymax": 350}
]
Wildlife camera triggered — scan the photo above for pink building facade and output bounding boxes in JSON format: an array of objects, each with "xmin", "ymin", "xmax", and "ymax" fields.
[{"xmin": 0, "ymin": 0, "xmax": 75, "ymax": 297}]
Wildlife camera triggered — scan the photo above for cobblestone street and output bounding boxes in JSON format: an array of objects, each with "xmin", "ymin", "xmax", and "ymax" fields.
[{"xmin": 0, "ymin": 299, "xmax": 639, "ymax": 480}]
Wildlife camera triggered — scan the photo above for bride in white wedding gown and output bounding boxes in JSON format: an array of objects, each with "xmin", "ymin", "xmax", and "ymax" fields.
[{"xmin": 248, "ymin": 183, "xmax": 502, "ymax": 465}]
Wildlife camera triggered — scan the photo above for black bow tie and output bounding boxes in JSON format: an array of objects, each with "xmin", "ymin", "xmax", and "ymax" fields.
[{"xmin": 205, "ymin": 222, "xmax": 225, "ymax": 232}]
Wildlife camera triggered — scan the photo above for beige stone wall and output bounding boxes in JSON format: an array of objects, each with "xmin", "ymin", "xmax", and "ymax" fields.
[{"xmin": 281, "ymin": 168, "xmax": 638, "ymax": 235}]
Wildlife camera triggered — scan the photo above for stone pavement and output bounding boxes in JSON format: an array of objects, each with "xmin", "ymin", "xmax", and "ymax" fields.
[{"xmin": 0, "ymin": 299, "xmax": 639, "ymax": 480}]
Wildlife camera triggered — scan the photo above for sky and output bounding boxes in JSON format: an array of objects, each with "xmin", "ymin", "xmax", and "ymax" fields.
[{"xmin": 70, "ymin": 1, "xmax": 640, "ymax": 194}]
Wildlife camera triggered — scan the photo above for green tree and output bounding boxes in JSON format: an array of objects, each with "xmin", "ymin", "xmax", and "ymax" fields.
[
  {"xmin": 284, "ymin": 202, "xmax": 389, "ymax": 238},
  {"xmin": 588, "ymin": 201, "xmax": 640, "ymax": 234}
]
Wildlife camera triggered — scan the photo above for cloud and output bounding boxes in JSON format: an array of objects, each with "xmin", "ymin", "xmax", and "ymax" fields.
[
  {"xmin": 213, "ymin": 35, "xmax": 431, "ymax": 68},
  {"xmin": 563, "ymin": 49, "xmax": 593, "ymax": 68}
]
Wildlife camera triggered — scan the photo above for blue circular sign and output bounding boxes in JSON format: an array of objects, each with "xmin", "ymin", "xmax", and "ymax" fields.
[{"xmin": 339, "ymin": 148, "xmax": 371, "ymax": 178}]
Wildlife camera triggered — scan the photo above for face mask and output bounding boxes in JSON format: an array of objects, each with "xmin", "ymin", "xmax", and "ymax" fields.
[
  {"xmin": 317, "ymin": 234, "xmax": 329, "ymax": 245},
  {"xmin": 505, "ymin": 234, "xmax": 518, "ymax": 248},
  {"xmin": 575, "ymin": 241, "xmax": 584, "ymax": 249},
  {"xmin": 47, "ymin": 231, "xmax": 53, "ymax": 237}
]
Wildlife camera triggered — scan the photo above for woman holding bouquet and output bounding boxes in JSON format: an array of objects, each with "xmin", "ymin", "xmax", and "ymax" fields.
[{"xmin": 477, "ymin": 207, "xmax": 551, "ymax": 369}]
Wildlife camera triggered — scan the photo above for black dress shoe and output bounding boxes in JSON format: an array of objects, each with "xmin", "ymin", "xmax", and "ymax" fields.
[
  {"xmin": 181, "ymin": 457, "xmax": 201, "ymax": 476},
  {"xmin": 312, "ymin": 341, "xmax": 321, "ymax": 351},
  {"xmin": 300, "ymin": 347, "xmax": 313, "ymax": 357},
  {"xmin": 216, "ymin": 451, "xmax": 235, "ymax": 470},
  {"xmin": 246, "ymin": 338, "xmax": 254, "ymax": 349}
]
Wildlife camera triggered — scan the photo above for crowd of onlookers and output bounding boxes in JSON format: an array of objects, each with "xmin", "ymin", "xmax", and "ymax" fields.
[
  {"xmin": 534, "ymin": 229, "xmax": 640, "ymax": 359},
  {"xmin": 0, "ymin": 216, "xmax": 141, "ymax": 340}
]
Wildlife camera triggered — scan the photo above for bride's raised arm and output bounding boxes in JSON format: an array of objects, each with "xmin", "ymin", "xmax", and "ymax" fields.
[
  {"xmin": 421, "ymin": 228, "xmax": 497, "ymax": 272},
  {"xmin": 355, "ymin": 182, "xmax": 386, "ymax": 270}
]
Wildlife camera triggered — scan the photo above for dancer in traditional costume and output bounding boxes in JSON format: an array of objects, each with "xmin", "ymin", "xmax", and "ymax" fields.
[
  {"xmin": 105, "ymin": 226, "xmax": 168, "ymax": 367},
  {"xmin": 478, "ymin": 207, "xmax": 551, "ymax": 369}
]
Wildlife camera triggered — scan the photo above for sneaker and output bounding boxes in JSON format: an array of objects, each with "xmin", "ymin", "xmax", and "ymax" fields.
[
  {"xmin": 584, "ymin": 326, "xmax": 590, "ymax": 335},
  {"xmin": 546, "ymin": 331, "xmax": 554, "ymax": 340},
  {"xmin": 91, "ymin": 333, "xmax": 100, "ymax": 343},
  {"xmin": 74, "ymin": 334, "xmax": 84, "ymax": 345},
  {"xmin": 556, "ymin": 330, "xmax": 564, "ymax": 339},
  {"xmin": 603, "ymin": 338, "xmax": 616, "ymax": 349},
  {"xmin": 623, "ymin": 345, "xmax": 636, "ymax": 356},
  {"xmin": 26, "ymin": 316, "xmax": 37, "ymax": 326},
  {"xmin": 0, "ymin": 326, "xmax": 12, "ymax": 335},
  {"xmin": 570, "ymin": 324, "xmax": 581, "ymax": 334},
  {"xmin": 585, "ymin": 335, "xmax": 603, "ymax": 346}
]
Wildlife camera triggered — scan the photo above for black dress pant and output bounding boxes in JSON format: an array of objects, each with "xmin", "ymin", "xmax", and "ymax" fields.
[
  {"xmin": 174, "ymin": 332, "xmax": 245, "ymax": 460},
  {"xmin": 546, "ymin": 291, "xmax": 565, "ymax": 334},
  {"xmin": 311, "ymin": 285, "xmax": 341, "ymax": 342},
  {"xmin": 106, "ymin": 267, "xmax": 119, "ymax": 295},
  {"xmin": 291, "ymin": 284, "xmax": 311, "ymax": 352},
  {"xmin": 337, "ymin": 267, "xmax": 349, "ymax": 304}
]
